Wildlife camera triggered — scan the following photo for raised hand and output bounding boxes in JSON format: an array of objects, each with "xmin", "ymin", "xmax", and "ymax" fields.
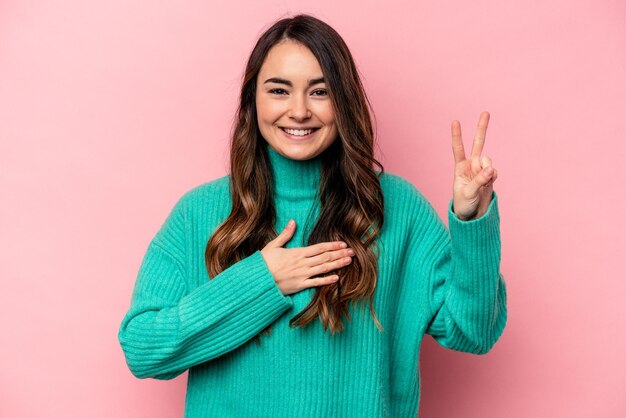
[
  {"xmin": 261, "ymin": 220, "xmax": 355, "ymax": 296},
  {"xmin": 451, "ymin": 111, "xmax": 498, "ymax": 220}
]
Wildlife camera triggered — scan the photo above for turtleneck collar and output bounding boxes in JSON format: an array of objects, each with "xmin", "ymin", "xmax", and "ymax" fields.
[{"xmin": 266, "ymin": 143, "xmax": 322, "ymax": 201}]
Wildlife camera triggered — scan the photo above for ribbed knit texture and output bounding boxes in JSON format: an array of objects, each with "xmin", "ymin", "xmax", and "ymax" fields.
[{"xmin": 118, "ymin": 143, "xmax": 507, "ymax": 417}]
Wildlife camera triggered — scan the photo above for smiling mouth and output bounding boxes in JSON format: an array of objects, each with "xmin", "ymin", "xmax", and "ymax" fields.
[{"xmin": 280, "ymin": 127, "xmax": 320, "ymax": 137}]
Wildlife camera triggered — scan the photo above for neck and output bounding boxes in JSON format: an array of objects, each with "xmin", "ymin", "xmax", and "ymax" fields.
[{"xmin": 266, "ymin": 143, "xmax": 322, "ymax": 201}]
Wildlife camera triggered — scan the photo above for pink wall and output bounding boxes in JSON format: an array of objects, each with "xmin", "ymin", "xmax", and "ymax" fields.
[{"xmin": 1, "ymin": 0, "xmax": 624, "ymax": 416}]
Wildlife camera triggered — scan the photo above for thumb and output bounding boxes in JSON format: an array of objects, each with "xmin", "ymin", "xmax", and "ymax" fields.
[
  {"xmin": 267, "ymin": 219, "xmax": 296, "ymax": 248},
  {"xmin": 467, "ymin": 167, "xmax": 494, "ymax": 196}
]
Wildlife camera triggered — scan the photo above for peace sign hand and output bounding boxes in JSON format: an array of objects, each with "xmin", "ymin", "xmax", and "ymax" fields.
[{"xmin": 451, "ymin": 111, "xmax": 498, "ymax": 221}]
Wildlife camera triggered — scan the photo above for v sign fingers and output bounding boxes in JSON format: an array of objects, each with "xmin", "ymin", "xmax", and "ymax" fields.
[
  {"xmin": 451, "ymin": 111, "xmax": 498, "ymax": 220},
  {"xmin": 470, "ymin": 111, "xmax": 490, "ymax": 159}
]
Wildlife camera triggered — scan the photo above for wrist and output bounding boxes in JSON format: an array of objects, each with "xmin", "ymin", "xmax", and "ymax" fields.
[{"xmin": 453, "ymin": 206, "xmax": 478, "ymax": 221}]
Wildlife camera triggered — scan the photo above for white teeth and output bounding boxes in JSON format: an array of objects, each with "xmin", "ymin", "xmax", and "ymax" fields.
[{"xmin": 283, "ymin": 128, "xmax": 314, "ymax": 136}]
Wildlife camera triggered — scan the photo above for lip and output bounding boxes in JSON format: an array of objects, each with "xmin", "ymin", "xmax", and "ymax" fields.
[
  {"xmin": 280, "ymin": 126, "xmax": 321, "ymax": 130},
  {"xmin": 279, "ymin": 127, "xmax": 320, "ymax": 140}
]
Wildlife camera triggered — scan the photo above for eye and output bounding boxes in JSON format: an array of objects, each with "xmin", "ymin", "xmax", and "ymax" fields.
[
  {"xmin": 311, "ymin": 89, "xmax": 328, "ymax": 96},
  {"xmin": 268, "ymin": 88, "xmax": 288, "ymax": 95}
]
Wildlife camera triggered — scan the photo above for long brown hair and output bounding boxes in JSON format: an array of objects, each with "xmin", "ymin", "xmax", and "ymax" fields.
[{"xmin": 205, "ymin": 14, "xmax": 385, "ymax": 338}]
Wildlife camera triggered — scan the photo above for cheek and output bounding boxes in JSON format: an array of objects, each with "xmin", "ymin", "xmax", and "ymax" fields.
[
  {"xmin": 255, "ymin": 97, "xmax": 266, "ymax": 120},
  {"xmin": 257, "ymin": 99, "xmax": 282, "ymax": 123},
  {"xmin": 316, "ymin": 103, "xmax": 336, "ymax": 125}
]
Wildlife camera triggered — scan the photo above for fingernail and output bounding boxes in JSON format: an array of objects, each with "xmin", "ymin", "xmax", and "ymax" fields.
[
  {"xmin": 340, "ymin": 242, "xmax": 347, "ymax": 248},
  {"xmin": 288, "ymin": 219, "xmax": 294, "ymax": 227},
  {"xmin": 484, "ymin": 167, "xmax": 493, "ymax": 176}
]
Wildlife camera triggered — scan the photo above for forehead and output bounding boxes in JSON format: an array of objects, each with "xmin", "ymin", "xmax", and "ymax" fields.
[{"xmin": 258, "ymin": 40, "xmax": 323, "ymax": 80}]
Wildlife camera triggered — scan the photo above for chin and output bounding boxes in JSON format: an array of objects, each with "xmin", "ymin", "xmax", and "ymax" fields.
[{"xmin": 278, "ymin": 145, "xmax": 321, "ymax": 161}]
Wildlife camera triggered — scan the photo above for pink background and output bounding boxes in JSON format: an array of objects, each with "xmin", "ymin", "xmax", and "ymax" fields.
[{"xmin": 1, "ymin": 0, "xmax": 625, "ymax": 417}]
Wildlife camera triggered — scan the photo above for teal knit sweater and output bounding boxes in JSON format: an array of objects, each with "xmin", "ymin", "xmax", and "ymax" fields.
[{"xmin": 118, "ymin": 143, "xmax": 507, "ymax": 417}]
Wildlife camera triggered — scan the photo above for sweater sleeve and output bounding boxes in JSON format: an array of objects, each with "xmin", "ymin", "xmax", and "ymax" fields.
[
  {"xmin": 118, "ymin": 196, "xmax": 294, "ymax": 380},
  {"xmin": 422, "ymin": 191, "xmax": 507, "ymax": 354}
]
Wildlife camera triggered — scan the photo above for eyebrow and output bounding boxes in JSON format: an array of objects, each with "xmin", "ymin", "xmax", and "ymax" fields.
[{"xmin": 263, "ymin": 77, "xmax": 325, "ymax": 87}]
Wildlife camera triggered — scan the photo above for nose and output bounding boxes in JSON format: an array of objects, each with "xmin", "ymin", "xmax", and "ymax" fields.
[{"xmin": 287, "ymin": 94, "xmax": 312, "ymax": 121}]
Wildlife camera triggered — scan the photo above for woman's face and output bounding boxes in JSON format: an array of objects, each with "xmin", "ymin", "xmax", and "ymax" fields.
[{"xmin": 256, "ymin": 40, "xmax": 338, "ymax": 161}]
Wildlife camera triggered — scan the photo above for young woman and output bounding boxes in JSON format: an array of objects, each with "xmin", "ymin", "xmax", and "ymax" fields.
[{"xmin": 118, "ymin": 13, "xmax": 507, "ymax": 417}]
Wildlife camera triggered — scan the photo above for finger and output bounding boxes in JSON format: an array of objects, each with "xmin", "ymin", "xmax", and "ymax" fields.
[
  {"xmin": 302, "ymin": 241, "xmax": 347, "ymax": 257},
  {"xmin": 485, "ymin": 168, "xmax": 498, "ymax": 187},
  {"xmin": 471, "ymin": 155, "xmax": 491, "ymax": 176},
  {"xmin": 480, "ymin": 157, "xmax": 496, "ymax": 185},
  {"xmin": 470, "ymin": 111, "xmax": 490, "ymax": 159},
  {"xmin": 451, "ymin": 120, "xmax": 466, "ymax": 164},
  {"xmin": 307, "ymin": 255, "xmax": 353, "ymax": 277},
  {"xmin": 303, "ymin": 274, "xmax": 340, "ymax": 289},
  {"xmin": 267, "ymin": 219, "xmax": 296, "ymax": 248},
  {"xmin": 306, "ymin": 248, "xmax": 354, "ymax": 267},
  {"xmin": 466, "ymin": 166, "xmax": 495, "ymax": 196},
  {"xmin": 471, "ymin": 156, "xmax": 482, "ymax": 176}
]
